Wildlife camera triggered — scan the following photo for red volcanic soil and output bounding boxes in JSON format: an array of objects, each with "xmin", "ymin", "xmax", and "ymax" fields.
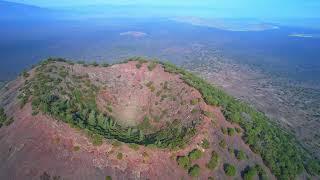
[
  {"xmin": 0, "ymin": 61, "xmax": 274, "ymax": 180},
  {"xmin": 83, "ymin": 61, "xmax": 203, "ymax": 132}
]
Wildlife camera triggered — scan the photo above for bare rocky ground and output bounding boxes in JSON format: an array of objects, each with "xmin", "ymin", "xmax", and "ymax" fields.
[{"xmin": 0, "ymin": 61, "xmax": 273, "ymax": 179}]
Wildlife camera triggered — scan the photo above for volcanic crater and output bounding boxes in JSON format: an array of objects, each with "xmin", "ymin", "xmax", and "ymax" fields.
[{"xmin": 91, "ymin": 61, "xmax": 203, "ymax": 133}]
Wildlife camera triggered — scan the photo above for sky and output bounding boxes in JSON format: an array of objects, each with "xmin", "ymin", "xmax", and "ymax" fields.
[{"xmin": 5, "ymin": 0, "xmax": 320, "ymax": 19}]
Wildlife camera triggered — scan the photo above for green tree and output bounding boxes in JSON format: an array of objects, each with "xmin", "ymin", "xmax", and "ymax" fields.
[
  {"xmin": 227, "ymin": 128, "xmax": 235, "ymax": 136},
  {"xmin": 88, "ymin": 110, "xmax": 97, "ymax": 127},
  {"xmin": 188, "ymin": 149, "xmax": 202, "ymax": 161},
  {"xmin": 127, "ymin": 127, "xmax": 132, "ymax": 137},
  {"xmin": 65, "ymin": 113, "xmax": 73, "ymax": 124},
  {"xmin": 139, "ymin": 130, "xmax": 144, "ymax": 141},
  {"xmin": 177, "ymin": 156, "xmax": 190, "ymax": 170},
  {"xmin": 188, "ymin": 164, "xmax": 200, "ymax": 177},
  {"xmin": 201, "ymin": 138, "xmax": 210, "ymax": 149},
  {"xmin": 97, "ymin": 113, "xmax": 105, "ymax": 128},
  {"xmin": 254, "ymin": 164, "xmax": 268, "ymax": 180},
  {"xmin": 235, "ymin": 150, "xmax": 246, "ymax": 160},
  {"xmin": 117, "ymin": 152, "xmax": 123, "ymax": 160},
  {"xmin": 0, "ymin": 107, "xmax": 7, "ymax": 125},
  {"xmin": 219, "ymin": 139, "xmax": 226, "ymax": 149},
  {"xmin": 243, "ymin": 166, "xmax": 257, "ymax": 180},
  {"xmin": 206, "ymin": 151, "xmax": 220, "ymax": 170},
  {"xmin": 224, "ymin": 164, "xmax": 236, "ymax": 176},
  {"xmin": 306, "ymin": 160, "xmax": 320, "ymax": 175}
]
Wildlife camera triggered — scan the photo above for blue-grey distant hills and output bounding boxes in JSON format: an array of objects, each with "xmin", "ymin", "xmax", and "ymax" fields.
[{"xmin": 0, "ymin": 0, "xmax": 63, "ymax": 20}]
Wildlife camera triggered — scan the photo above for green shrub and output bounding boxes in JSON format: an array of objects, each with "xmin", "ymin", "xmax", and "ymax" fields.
[
  {"xmin": 147, "ymin": 62, "xmax": 157, "ymax": 71},
  {"xmin": 4, "ymin": 117, "xmax": 14, "ymax": 126},
  {"xmin": 201, "ymin": 138, "xmax": 210, "ymax": 149},
  {"xmin": 235, "ymin": 150, "xmax": 246, "ymax": 160},
  {"xmin": 91, "ymin": 134, "xmax": 103, "ymax": 146},
  {"xmin": 0, "ymin": 107, "xmax": 7, "ymax": 125},
  {"xmin": 188, "ymin": 149, "xmax": 202, "ymax": 161},
  {"xmin": 224, "ymin": 164, "xmax": 236, "ymax": 176},
  {"xmin": 102, "ymin": 63, "xmax": 109, "ymax": 67},
  {"xmin": 227, "ymin": 128, "xmax": 235, "ymax": 136},
  {"xmin": 128, "ymin": 143, "xmax": 140, "ymax": 151},
  {"xmin": 219, "ymin": 139, "xmax": 226, "ymax": 149},
  {"xmin": 188, "ymin": 164, "xmax": 200, "ymax": 177},
  {"xmin": 107, "ymin": 106, "xmax": 113, "ymax": 112},
  {"xmin": 228, "ymin": 147, "xmax": 234, "ymax": 155},
  {"xmin": 177, "ymin": 156, "xmax": 191, "ymax": 170},
  {"xmin": 117, "ymin": 152, "xmax": 123, "ymax": 160},
  {"xmin": 243, "ymin": 166, "xmax": 257, "ymax": 180},
  {"xmin": 136, "ymin": 63, "xmax": 142, "ymax": 69},
  {"xmin": 112, "ymin": 141, "xmax": 122, "ymax": 147},
  {"xmin": 91, "ymin": 62, "xmax": 99, "ymax": 66},
  {"xmin": 203, "ymin": 111, "xmax": 214, "ymax": 118},
  {"xmin": 191, "ymin": 109, "xmax": 198, "ymax": 114},
  {"xmin": 190, "ymin": 99, "xmax": 198, "ymax": 105},
  {"xmin": 254, "ymin": 164, "xmax": 268, "ymax": 180},
  {"xmin": 21, "ymin": 70, "xmax": 30, "ymax": 78},
  {"xmin": 146, "ymin": 81, "xmax": 153, "ymax": 87},
  {"xmin": 105, "ymin": 176, "xmax": 112, "ymax": 180},
  {"xmin": 306, "ymin": 160, "xmax": 320, "ymax": 175},
  {"xmin": 221, "ymin": 127, "xmax": 227, "ymax": 134},
  {"xmin": 206, "ymin": 151, "xmax": 220, "ymax": 170},
  {"xmin": 142, "ymin": 151, "xmax": 149, "ymax": 157},
  {"xmin": 73, "ymin": 146, "xmax": 80, "ymax": 151},
  {"xmin": 137, "ymin": 116, "xmax": 151, "ymax": 132}
]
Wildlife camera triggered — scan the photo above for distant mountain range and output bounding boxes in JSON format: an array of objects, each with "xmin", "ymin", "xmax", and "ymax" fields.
[
  {"xmin": 0, "ymin": 0, "xmax": 62, "ymax": 20},
  {"xmin": 172, "ymin": 17, "xmax": 279, "ymax": 32}
]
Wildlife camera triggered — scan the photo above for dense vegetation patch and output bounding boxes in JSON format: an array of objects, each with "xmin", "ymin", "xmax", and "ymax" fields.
[
  {"xmin": 235, "ymin": 149, "xmax": 246, "ymax": 161},
  {"xmin": 201, "ymin": 138, "xmax": 210, "ymax": 149},
  {"xmin": 18, "ymin": 58, "xmax": 198, "ymax": 150},
  {"xmin": 161, "ymin": 61, "xmax": 320, "ymax": 179},
  {"xmin": 177, "ymin": 156, "xmax": 191, "ymax": 170},
  {"xmin": 188, "ymin": 164, "xmax": 200, "ymax": 177},
  {"xmin": 206, "ymin": 151, "xmax": 220, "ymax": 170},
  {"xmin": 0, "ymin": 107, "xmax": 13, "ymax": 127},
  {"xmin": 243, "ymin": 166, "xmax": 257, "ymax": 180},
  {"xmin": 188, "ymin": 149, "xmax": 202, "ymax": 161},
  {"xmin": 177, "ymin": 149, "xmax": 205, "ymax": 176},
  {"xmin": 224, "ymin": 163, "xmax": 237, "ymax": 176},
  {"xmin": 242, "ymin": 164, "xmax": 268, "ymax": 180}
]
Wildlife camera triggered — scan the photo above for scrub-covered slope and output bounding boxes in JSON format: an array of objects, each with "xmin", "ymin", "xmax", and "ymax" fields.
[{"xmin": 0, "ymin": 58, "xmax": 319, "ymax": 180}]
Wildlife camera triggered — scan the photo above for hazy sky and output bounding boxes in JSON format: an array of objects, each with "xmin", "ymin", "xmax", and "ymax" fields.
[{"xmin": 6, "ymin": 0, "xmax": 320, "ymax": 19}]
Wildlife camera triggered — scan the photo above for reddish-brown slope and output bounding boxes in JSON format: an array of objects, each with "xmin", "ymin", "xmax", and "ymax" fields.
[{"xmin": 0, "ymin": 61, "xmax": 274, "ymax": 180}]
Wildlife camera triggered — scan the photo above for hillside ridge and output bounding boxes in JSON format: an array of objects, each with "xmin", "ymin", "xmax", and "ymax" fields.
[{"xmin": 0, "ymin": 57, "xmax": 319, "ymax": 179}]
